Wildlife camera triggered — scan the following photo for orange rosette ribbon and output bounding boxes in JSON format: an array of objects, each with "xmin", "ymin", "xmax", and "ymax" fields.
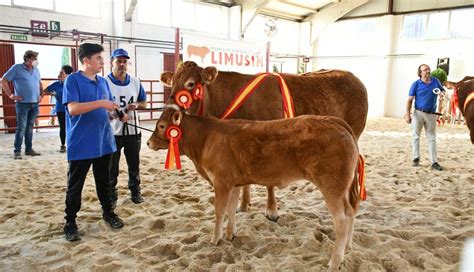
[
  {"xmin": 192, "ymin": 83, "xmax": 204, "ymax": 100},
  {"xmin": 164, "ymin": 125, "xmax": 183, "ymax": 170}
]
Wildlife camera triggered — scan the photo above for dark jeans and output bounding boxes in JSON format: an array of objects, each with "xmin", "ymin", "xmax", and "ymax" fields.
[
  {"xmin": 57, "ymin": 112, "xmax": 66, "ymax": 146},
  {"xmin": 110, "ymin": 134, "xmax": 142, "ymax": 199},
  {"xmin": 14, "ymin": 103, "xmax": 39, "ymax": 153},
  {"xmin": 65, "ymin": 153, "xmax": 114, "ymax": 223}
]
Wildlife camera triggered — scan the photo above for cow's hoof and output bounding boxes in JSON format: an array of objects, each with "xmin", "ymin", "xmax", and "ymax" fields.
[
  {"xmin": 237, "ymin": 205, "xmax": 250, "ymax": 213},
  {"xmin": 225, "ymin": 233, "xmax": 236, "ymax": 241},
  {"xmin": 265, "ymin": 211, "xmax": 279, "ymax": 222},
  {"xmin": 210, "ymin": 237, "xmax": 222, "ymax": 245}
]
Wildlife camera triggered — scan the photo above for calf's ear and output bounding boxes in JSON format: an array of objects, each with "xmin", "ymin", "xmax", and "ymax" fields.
[
  {"xmin": 172, "ymin": 111, "xmax": 183, "ymax": 126},
  {"xmin": 202, "ymin": 67, "xmax": 218, "ymax": 85},
  {"xmin": 160, "ymin": 72, "xmax": 174, "ymax": 87}
]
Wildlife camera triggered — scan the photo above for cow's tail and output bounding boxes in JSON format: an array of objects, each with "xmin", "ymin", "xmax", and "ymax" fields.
[{"xmin": 349, "ymin": 154, "xmax": 366, "ymax": 211}]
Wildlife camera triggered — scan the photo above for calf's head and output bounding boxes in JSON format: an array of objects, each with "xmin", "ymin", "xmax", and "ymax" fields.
[
  {"xmin": 147, "ymin": 108, "xmax": 184, "ymax": 151},
  {"xmin": 160, "ymin": 61, "xmax": 218, "ymax": 113}
]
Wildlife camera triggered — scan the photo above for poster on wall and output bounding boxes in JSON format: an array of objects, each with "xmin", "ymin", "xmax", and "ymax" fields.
[{"xmin": 182, "ymin": 35, "xmax": 267, "ymax": 74}]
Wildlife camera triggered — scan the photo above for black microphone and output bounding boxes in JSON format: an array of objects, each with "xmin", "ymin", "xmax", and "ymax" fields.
[{"xmin": 115, "ymin": 109, "xmax": 124, "ymax": 120}]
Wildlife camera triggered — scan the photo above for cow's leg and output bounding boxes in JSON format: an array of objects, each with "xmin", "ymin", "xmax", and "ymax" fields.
[
  {"xmin": 211, "ymin": 183, "xmax": 231, "ymax": 245},
  {"xmin": 265, "ymin": 186, "xmax": 279, "ymax": 222},
  {"xmin": 322, "ymin": 195, "xmax": 350, "ymax": 270},
  {"xmin": 226, "ymin": 188, "xmax": 240, "ymax": 241},
  {"xmin": 238, "ymin": 185, "xmax": 251, "ymax": 212}
]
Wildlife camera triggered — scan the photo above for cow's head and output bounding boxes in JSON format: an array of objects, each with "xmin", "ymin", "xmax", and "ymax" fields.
[
  {"xmin": 147, "ymin": 107, "xmax": 184, "ymax": 151},
  {"xmin": 160, "ymin": 61, "xmax": 218, "ymax": 113}
]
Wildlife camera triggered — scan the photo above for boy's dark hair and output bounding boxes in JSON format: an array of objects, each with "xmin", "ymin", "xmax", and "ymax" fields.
[
  {"xmin": 78, "ymin": 43, "xmax": 104, "ymax": 64},
  {"xmin": 61, "ymin": 65, "xmax": 74, "ymax": 74}
]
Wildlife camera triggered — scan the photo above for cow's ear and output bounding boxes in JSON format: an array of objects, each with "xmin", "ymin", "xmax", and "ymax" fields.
[
  {"xmin": 202, "ymin": 67, "xmax": 218, "ymax": 85},
  {"xmin": 160, "ymin": 72, "xmax": 174, "ymax": 87},
  {"xmin": 172, "ymin": 111, "xmax": 182, "ymax": 126}
]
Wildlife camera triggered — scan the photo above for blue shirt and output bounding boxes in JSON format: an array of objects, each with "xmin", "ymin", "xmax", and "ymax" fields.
[
  {"xmin": 2, "ymin": 63, "xmax": 41, "ymax": 103},
  {"xmin": 46, "ymin": 80, "xmax": 65, "ymax": 112},
  {"xmin": 63, "ymin": 71, "xmax": 117, "ymax": 161},
  {"xmin": 106, "ymin": 73, "xmax": 147, "ymax": 102},
  {"xmin": 409, "ymin": 78, "xmax": 443, "ymax": 112}
]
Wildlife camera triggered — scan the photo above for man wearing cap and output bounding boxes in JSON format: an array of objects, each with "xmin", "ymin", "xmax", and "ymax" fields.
[
  {"xmin": 106, "ymin": 48, "xmax": 147, "ymax": 207},
  {"xmin": 2, "ymin": 50, "xmax": 44, "ymax": 160}
]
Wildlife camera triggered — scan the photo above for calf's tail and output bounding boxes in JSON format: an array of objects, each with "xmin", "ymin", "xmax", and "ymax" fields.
[{"xmin": 349, "ymin": 154, "xmax": 367, "ymax": 211}]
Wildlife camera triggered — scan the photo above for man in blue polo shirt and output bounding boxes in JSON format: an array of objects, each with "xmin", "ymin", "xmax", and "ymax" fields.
[
  {"xmin": 62, "ymin": 43, "xmax": 124, "ymax": 242},
  {"xmin": 2, "ymin": 50, "xmax": 43, "ymax": 160},
  {"xmin": 44, "ymin": 65, "xmax": 74, "ymax": 153},
  {"xmin": 404, "ymin": 64, "xmax": 444, "ymax": 171},
  {"xmin": 106, "ymin": 48, "xmax": 147, "ymax": 207}
]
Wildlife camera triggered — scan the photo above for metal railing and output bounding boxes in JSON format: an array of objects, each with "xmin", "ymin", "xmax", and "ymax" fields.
[{"xmin": 0, "ymin": 79, "xmax": 164, "ymax": 132}]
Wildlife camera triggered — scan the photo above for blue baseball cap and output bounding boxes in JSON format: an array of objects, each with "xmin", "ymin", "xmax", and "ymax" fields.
[{"xmin": 111, "ymin": 48, "xmax": 130, "ymax": 59}]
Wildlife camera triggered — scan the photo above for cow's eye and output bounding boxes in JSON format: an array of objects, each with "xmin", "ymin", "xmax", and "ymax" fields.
[
  {"xmin": 186, "ymin": 82, "xmax": 195, "ymax": 90},
  {"xmin": 158, "ymin": 124, "xmax": 165, "ymax": 130}
]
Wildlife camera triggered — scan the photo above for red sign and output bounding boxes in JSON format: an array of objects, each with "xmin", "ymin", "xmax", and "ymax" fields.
[{"xmin": 30, "ymin": 20, "xmax": 48, "ymax": 37}]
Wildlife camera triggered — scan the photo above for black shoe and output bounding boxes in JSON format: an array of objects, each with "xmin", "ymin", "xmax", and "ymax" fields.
[
  {"xmin": 103, "ymin": 213, "xmax": 124, "ymax": 229},
  {"xmin": 64, "ymin": 222, "xmax": 80, "ymax": 242},
  {"xmin": 131, "ymin": 191, "xmax": 144, "ymax": 204},
  {"xmin": 412, "ymin": 158, "xmax": 420, "ymax": 167},
  {"xmin": 431, "ymin": 162, "xmax": 443, "ymax": 171},
  {"xmin": 14, "ymin": 152, "xmax": 23, "ymax": 160}
]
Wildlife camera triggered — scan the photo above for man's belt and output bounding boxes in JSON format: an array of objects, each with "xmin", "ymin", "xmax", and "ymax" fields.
[{"xmin": 415, "ymin": 108, "xmax": 442, "ymax": 116}]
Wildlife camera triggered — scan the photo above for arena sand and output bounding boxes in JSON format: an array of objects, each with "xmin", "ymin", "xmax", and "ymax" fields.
[{"xmin": 0, "ymin": 117, "xmax": 472, "ymax": 271}]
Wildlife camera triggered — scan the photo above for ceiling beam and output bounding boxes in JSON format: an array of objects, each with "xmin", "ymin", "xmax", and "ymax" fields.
[
  {"xmin": 306, "ymin": 0, "xmax": 369, "ymax": 45},
  {"xmin": 238, "ymin": 0, "xmax": 273, "ymax": 38},
  {"xmin": 125, "ymin": 0, "xmax": 138, "ymax": 22}
]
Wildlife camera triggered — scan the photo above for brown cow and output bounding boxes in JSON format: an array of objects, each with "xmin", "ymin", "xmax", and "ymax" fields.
[
  {"xmin": 147, "ymin": 108, "xmax": 361, "ymax": 270},
  {"xmin": 187, "ymin": 45, "xmax": 210, "ymax": 62},
  {"xmin": 445, "ymin": 76, "xmax": 474, "ymax": 143},
  {"xmin": 160, "ymin": 61, "xmax": 368, "ymax": 221}
]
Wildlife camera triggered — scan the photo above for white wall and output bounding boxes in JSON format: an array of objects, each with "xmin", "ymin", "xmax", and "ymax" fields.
[{"xmin": 314, "ymin": 10, "xmax": 474, "ymax": 118}]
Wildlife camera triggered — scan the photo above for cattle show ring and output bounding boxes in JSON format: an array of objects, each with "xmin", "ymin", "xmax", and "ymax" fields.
[{"xmin": 0, "ymin": 1, "xmax": 473, "ymax": 271}]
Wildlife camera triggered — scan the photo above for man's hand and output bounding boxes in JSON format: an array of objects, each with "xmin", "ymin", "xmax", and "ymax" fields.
[
  {"xmin": 9, "ymin": 94, "xmax": 23, "ymax": 102},
  {"xmin": 404, "ymin": 113, "xmax": 412, "ymax": 124},
  {"xmin": 127, "ymin": 103, "xmax": 137, "ymax": 111},
  {"xmin": 102, "ymin": 100, "xmax": 118, "ymax": 111}
]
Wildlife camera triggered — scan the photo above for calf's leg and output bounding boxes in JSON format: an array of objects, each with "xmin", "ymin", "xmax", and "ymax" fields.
[
  {"xmin": 238, "ymin": 185, "xmax": 251, "ymax": 212},
  {"xmin": 265, "ymin": 186, "xmax": 279, "ymax": 222},
  {"xmin": 323, "ymin": 194, "xmax": 351, "ymax": 270},
  {"xmin": 226, "ymin": 188, "xmax": 241, "ymax": 240},
  {"xmin": 211, "ymin": 183, "xmax": 231, "ymax": 245}
]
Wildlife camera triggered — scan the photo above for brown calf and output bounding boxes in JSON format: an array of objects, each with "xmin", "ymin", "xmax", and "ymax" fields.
[{"xmin": 147, "ymin": 109, "xmax": 361, "ymax": 270}]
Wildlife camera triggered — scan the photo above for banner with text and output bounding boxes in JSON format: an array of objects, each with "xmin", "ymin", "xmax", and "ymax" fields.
[{"xmin": 182, "ymin": 35, "xmax": 267, "ymax": 74}]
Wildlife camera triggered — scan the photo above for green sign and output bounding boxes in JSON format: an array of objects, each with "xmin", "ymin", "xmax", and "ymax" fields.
[
  {"xmin": 10, "ymin": 34, "xmax": 28, "ymax": 41},
  {"xmin": 50, "ymin": 21, "xmax": 60, "ymax": 31}
]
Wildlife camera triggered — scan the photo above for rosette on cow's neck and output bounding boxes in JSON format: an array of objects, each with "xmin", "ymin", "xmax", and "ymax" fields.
[{"xmin": 164, "ymin": 125, "xmax": 182, "ymax": 170}]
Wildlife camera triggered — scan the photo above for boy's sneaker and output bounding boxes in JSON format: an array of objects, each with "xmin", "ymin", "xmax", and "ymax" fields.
[
  {"xmin": 64, "ymin": 222, "xmax": 80, "ymax": 242},
  {"xmin": 60, "ymin": 145, "xmax": 66, "ymax": 153},
  {"xmin": 14, "ymin": 152, "xmax": 22, "ymax": 160},
  {"xmin": 412, "ymin": 158, "xmax": 420, "ymax": 167},
  {"xmin": 25, "ymin": 149, "xmax": 41, "ymax": 156},
  {"xmin": 103, "ymin": 213, "xmax": 124, "ymax": 229}
]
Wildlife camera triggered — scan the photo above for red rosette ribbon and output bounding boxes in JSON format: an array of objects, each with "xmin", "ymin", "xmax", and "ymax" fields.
[
  {"xmin": 175, "ymin": 90, "xmax": 193, "ymax": 109},
  {"xmin": 164, "ymin": 125, "xmax": 183, "ymax": 170},
  {"xmin": 192, "ymin": 83, "xmax": 204, "ymax": 100}
]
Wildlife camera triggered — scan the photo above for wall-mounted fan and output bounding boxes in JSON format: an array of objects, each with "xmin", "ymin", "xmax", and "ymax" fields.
[{"xmin": 264, "ymin": 18, "xmax": 278, "ymax": 38}]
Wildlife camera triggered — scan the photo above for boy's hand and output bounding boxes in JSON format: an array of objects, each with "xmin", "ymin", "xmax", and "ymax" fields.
[
  {"xmin": 102, "ymin": 100, "xmax": 118, "ymax": 111},
  {"xmin": 121, "ymin": 112, "xmax": 130, "ymax": 122}
]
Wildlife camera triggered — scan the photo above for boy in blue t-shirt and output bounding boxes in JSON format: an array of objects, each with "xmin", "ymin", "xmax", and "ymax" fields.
[
  {"xmin": 62, "ymin": 43, "xmax": 124, "ymax": 242},
  {"xmin": 44, "ymin": 65, "xmax": 74, "ymax": 153}
]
